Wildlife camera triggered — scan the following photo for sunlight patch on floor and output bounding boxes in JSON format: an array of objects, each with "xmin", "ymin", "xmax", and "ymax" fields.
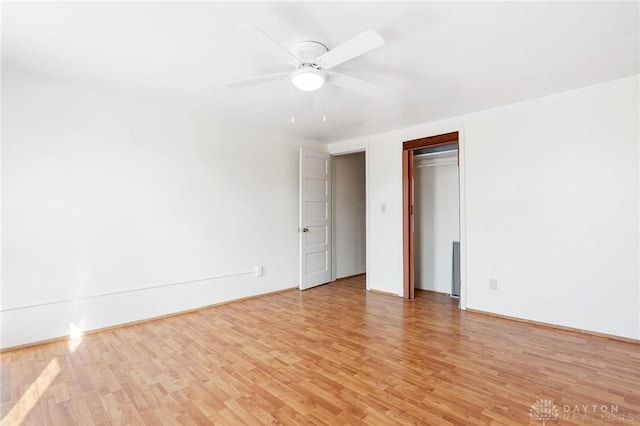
[{"xmin": 1, "ymin": 357, "xmax": 61, "ymax": 425}]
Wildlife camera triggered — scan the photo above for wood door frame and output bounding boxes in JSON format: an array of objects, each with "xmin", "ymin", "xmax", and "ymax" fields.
[{"xmin": 402, "ymin": 131, "xmax": 459, "ymax": 299}]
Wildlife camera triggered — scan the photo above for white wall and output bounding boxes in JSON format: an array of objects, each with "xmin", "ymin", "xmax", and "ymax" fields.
[
  {"xmin": 329, "ymin": 75, "xmax": 639, "ymax": 340},
  {"xmin": 414, "ymin": 156, "xmax": 460, "ymax": 293},
  {"xmin": 1, "ymin": 70, "xmax": 325, "ymax": 349},
  {"xmin": 333, "ymin": 152, "xmax": 366, "ymax": 279}
]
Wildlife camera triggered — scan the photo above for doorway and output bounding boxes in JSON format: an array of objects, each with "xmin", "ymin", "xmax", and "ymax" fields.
[
  {"xmin": 403, "ymin": 132, "xmax": 461, "ymax": 300},
  {"xmin": 299, "ymin": 148, "xmax": 367, "ymax": 290},
  {"xmin": 332, "ymin": 151, "xmax": 366, "ymax": 282}
]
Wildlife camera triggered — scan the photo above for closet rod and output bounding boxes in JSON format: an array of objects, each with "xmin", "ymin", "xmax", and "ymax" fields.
[
  {"xmin": 413, "ymin": 149, "xmax": 458, "ymax": 158},
  {"xmin": 415, "ymin": 160, "xmax": 458, "ymax": 168}
]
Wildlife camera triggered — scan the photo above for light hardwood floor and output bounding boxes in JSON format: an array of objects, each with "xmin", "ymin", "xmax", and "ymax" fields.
[{"xmin": 1, "ymin": 275, "xmax": 639, "ymax": 425}]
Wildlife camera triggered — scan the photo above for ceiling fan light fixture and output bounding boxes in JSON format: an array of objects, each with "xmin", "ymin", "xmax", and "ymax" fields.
[{"xmin": 291, "ymin": 67, "xmax": 326, "ymax": 92}]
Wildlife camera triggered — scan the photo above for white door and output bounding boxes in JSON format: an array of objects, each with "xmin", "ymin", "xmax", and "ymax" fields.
[{"xmin": 299, "ymin": 148, "xmax": 332, "ymax": 290}]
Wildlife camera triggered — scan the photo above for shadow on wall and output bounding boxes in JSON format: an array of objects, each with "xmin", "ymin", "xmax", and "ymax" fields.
[
  {"xmin": 413, "ymin": 153, "xmax": 460, "ymax": 294},
  {"xmin": 414, "ymin": 164, "xmax": 437, "ymax": 291}
]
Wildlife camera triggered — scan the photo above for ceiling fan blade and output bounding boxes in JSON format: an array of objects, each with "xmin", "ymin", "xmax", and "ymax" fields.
[
  {"xmin": 238, "ymin": 25, "xmax": 302, "ymax": 65},
  {"xmin": 316, "ymin": 29, "xmax": 385, "ymax": 69},
  {"xmin": 329, "ymin": 73, "xmax": 386, "ymax": 98},
  {"xmin": 224, "ymin": 73, "xmax": 289, "ymax": 88}
]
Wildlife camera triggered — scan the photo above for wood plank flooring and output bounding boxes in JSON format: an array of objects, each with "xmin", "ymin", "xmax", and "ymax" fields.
[{"xmin": 1, "ymin": 275, "xmax": 639, "ymax": 425}]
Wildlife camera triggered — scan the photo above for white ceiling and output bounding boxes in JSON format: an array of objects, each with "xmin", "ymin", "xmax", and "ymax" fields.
[{"xmin": 2, "ymin": 1, "xmax": 638, "ymax": 143}]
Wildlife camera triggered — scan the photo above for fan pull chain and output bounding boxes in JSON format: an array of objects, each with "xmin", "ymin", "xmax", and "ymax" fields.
[
  {"xmin": 322, "ymin": 85, "xmax": 327, "ymax": 123},
  {"xmin": 290, "ymin": 82, "xmax": 296, "ymax": 124}
]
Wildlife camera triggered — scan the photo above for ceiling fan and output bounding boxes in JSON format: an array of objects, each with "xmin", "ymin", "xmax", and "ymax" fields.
[{"xmin": 225, "ymin": 25, "xmax": 386, "ymax": 98}]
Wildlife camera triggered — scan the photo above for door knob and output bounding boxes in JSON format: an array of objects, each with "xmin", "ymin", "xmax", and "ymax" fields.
[{"xmin": 301, "ymin": 227, "xmax": 309, "ymax": 232}]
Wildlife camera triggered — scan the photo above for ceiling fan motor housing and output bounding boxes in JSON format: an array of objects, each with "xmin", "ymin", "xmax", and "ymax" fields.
[
  {"xmin": 288, "ymin": 41, "xmax": 329, "ymax": 91},
  {"xmin": 290, "ymin": 40, "xmax": 329, "ymax": 67}
]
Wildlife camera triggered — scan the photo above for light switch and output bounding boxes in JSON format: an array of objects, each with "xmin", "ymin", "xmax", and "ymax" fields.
[{"xmin": 381, "ymin": 203, "xmax": 387, "ymax": 213}]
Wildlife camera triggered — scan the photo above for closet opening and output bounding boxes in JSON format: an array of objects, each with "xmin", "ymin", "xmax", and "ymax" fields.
[{"xmin": 402, "ymin": 132, "xmax": 460, "ymax": 300}]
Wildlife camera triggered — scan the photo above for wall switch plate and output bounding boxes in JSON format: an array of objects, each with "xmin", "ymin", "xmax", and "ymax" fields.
[
  {"xmin": 489, "ymin": 278, "xmax": 497, "ymax": 290},
  {"xmin": 255, "ymin": 266, "xmax": 263, "ymax": 276},
  {"xmin": 381, "ymin": 203, "xmax": 387, "ymax": 213}
]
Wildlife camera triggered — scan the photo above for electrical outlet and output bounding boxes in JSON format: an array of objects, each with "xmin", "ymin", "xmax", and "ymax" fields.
[
  {"xmin": 255, "ymin": 266, "xmax": 263, "ymax": 277},
  {"xmin": 489, "ymin": 278, "xmax": 498, "ymax": 290}
]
